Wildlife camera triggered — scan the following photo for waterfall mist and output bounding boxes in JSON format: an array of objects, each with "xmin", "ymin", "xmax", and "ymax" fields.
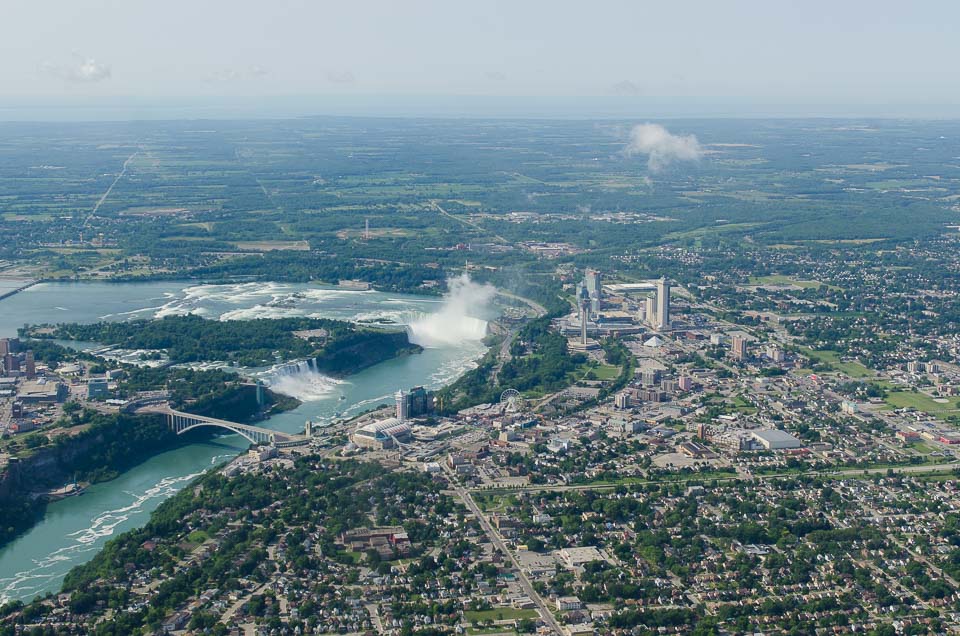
[
  {"xmin": 407, "ymin": 274, "xmax": 497, "ymax": 348},
  {"xmin": 263, "ymin": 359, "xmax": 343, "ymax": 401}
]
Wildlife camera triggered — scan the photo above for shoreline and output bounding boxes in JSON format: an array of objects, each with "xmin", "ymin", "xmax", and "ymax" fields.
[
  {"xmin": 0, "ymin": 281, "xmax": 502, "ymax": 603},
  {"xmin": 0, "ymin": 279, "xmax": 39, "ymax": 302},
  {"xmin": 0, "ymin": 274, "xmax": 444, "ymax": 300}
]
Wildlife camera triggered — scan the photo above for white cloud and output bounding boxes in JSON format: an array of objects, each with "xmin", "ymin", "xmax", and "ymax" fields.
[
  {"xmin": 40, "ymin": 56, "xmax": 111, "ymax": 83},
  {"xmin": 625, "ymin": 123, "xmax": 702, "ymax": 172},
  {"xmin": 610, "ymin": 80, "xmax": 643, "ymax": 96},
  {"xmin": 205, "ymin": 65, "xmax": 271, "ymax": 82},
  {"xmin": 325, "ymin": 70, "xmax": 355, "ymax": 84}
]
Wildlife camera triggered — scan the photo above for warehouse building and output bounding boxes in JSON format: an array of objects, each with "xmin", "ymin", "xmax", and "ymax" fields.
[
  {"xmin": 16, "ymin": 378, "xmax": 66, "ymax": 404},
  {"xmin": 751, "ymin": 429, "xmax": 803, "ymax": 450}
]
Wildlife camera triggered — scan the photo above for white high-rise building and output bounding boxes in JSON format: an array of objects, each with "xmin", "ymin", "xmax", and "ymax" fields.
[
  {"xmin": 645, "ymin": 295, "xmax": 656, "ymax": 327},
  {"xmin": 396, "ymin": 389, "xmax": 409, "ymax": 421},
  {"xmin": 584, "ymin": 269, "xmax": 602, "ymax": 316},
  {"xmin": 655, "ymin": 278, "xmax": 670, "ymax": 330}
]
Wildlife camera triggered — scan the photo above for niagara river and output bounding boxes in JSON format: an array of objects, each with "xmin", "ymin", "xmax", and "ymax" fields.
[{"xmin": 0, "ymin": 279, "xmax": 493, "ymax": 603}]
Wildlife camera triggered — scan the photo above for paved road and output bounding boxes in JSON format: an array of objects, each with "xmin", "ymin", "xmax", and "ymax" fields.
[
  {"xmin": 431, "ymin": 201, "xmax": 510, "ymax": 244},
  {"xmin": 496, "ymin": 290, "xmax": 547, "ymax": 317},
  {"xmin": 451, "ymin": 480, "xmax": 562, "ymax": 634},
  {"xmin": 84, "ymin": 150, "xmax": 138, "ymax": 229},
  {"xmin": 471, "ymin": 462, "xmax": 960, "ymax": 495},
  {"xmin": 490, "ymin": 290, "xmax": 547, "ymax": 386}
]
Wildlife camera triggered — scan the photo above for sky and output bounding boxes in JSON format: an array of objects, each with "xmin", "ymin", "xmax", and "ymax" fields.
[{"xmin": 3, "ymin": 0, "xmax": 960, "ymax": 118}]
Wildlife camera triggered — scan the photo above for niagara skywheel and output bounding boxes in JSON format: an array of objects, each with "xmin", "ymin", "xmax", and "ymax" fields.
[{"xmin": 499, "ymin": 388, "xmax": 523, "ymax": 413}]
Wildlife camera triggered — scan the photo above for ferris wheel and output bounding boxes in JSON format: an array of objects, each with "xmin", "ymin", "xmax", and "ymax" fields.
[{"xmin": 500, "ymin": 388, "xmax": 523, "ymax": 412}]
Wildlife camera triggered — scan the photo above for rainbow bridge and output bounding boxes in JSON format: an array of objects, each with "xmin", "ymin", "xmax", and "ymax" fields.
[{"xmin": 164, "ymin": 407, "xmax": 308, "ymax": 447}]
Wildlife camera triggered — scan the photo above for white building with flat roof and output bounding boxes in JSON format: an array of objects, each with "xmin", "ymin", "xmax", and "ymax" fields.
[{"xmin": 751, "ymin": 429, "xmax": 803, "ymax": 450}]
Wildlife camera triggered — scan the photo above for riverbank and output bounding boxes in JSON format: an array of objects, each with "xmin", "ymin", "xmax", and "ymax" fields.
[
  {"xmin": 0, "ymin": 381, "xmax": 295, "ymax": 552},
  {"xmin": 0, "ymin": 280, "xmax": 38, "ymax": 302},
  {"xmin": 0, "ymin": 279, "xmax": 491, "ymax": 603}
]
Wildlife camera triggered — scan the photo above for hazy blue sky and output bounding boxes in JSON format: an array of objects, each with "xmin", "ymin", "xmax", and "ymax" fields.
[{"xmin": 3, "ymin": 0, "xmax": 959, "ymax": 114}]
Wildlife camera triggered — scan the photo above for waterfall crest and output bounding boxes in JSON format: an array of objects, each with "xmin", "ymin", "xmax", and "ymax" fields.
[{"xmin": 263, "ymin": 359, "xmax": 343, "ymax": 401}]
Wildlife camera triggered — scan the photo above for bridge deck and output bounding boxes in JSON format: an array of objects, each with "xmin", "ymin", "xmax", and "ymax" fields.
[{"xmin": 164, "ymin": 407, "xmax": 307, "ymax": 445}]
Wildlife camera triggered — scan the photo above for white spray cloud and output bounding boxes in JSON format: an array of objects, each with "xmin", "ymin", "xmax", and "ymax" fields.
[
  {"xmin": 407, "ymin": 274, "xmax": 496, "ymax": 348},
  {"xmin": 625, "ymin": 123, "xmax": 703, "ymax": 172},
  {"xmin": 40, "ymin": 55, "xmax": 111, "ymax": 82},
  {"xmin": 262, "ymin": 360, "xmax": 343, "ymax": 402}
]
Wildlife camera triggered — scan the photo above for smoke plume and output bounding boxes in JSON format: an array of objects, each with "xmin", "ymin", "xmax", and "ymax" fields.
[{"xmin": 625, "ymin": 123, "xmax": 702, "ymax": 172}]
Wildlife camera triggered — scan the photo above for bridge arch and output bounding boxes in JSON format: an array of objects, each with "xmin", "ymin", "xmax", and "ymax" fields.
[
  {"xmin": 173, "ymin": 421, "xmax": 273, "ymax": 445},
  {"xmin": 167, "ymin": 410, "xmax": 278, "ymax": 446}
]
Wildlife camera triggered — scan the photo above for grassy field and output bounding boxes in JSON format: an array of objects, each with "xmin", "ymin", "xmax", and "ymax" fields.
[
  {"xmin": 187, "ymin": 530, "xmax": 209, "ymax": 543},
  {"xmin": 233, "ymin": 240, "xmax": 310, "ymax": 251},
  {"xmin": 593, "ymin": 364, "xmax": 621, "ymax": 380},
  {"xmin": 749, "ymin": 274, "xmax": 844, "ymax": 292},
  {"xmin": 466, "ymin": 628, "xmax": 516, "ymax": 636},
  {"xmin": 908, "ymin": 440, "xmax": 939, "ymax": 455},
  {"xmin": 801, "ymin": 348, "xmax": 875, "ymax": 378},
  {"xmin": 339, "ymin": 550, "xmax": 363, "ymax": 564},
  {"xmin": 464, "ymin": 608, "xmax": 538, "ymax": 623},
  {"xmin": 884, "ymin": 391, "xmax": 960, "ymax": 414},
  {"xmin": 835, "ymin": 361, "xmax": 875, "ymax": 378},
  {"xmin": 575, "ymin": 468, "xmax": 738, "ymax": 487},
  {"xmin": 749, "ymin": 274, "xmax": 824, "ymax": 288},
  {"xmin": 474, "ymin": 493, "xmax": 518, "ymax": 512},
  {"xmin": 731, "ymin": 395, "xmax": 758, "ymax": 413}
]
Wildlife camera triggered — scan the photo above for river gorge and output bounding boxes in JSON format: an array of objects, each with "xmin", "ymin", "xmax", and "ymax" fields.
[{"xmin": 0, "ymin": 279, "xmax": 493, "ymax": 603}]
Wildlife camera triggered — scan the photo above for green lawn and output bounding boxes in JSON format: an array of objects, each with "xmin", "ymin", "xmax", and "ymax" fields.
[
  {"xmin": 593, "ymin": 364, "xmax": 621, "ymax": 380},
  {"xmin": 339, "ymin": 550, "xmax": 363, "ymax": 564},
  {"xmin": 465, "ymin": 608, "xmax": 538, "ymax": 623},
  {"xmin": 187, "ymin": 530, "xmax": 209, "ymax": 543},
  {"xmin": 884, "ymin": 391, "xmax": 960, "ymax": 414},
  {"xmin": 835, "ymin": 361, "xmax": 875, "ymax": 378},
  {"xmin": 801, "ymin": 348, "xmax": 875, "ymax": 378},
  {"xmin": 749, "ymin": 274, "xmax": 824, "ymax": 289}
]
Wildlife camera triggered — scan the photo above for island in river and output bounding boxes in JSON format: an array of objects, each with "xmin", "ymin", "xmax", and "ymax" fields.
[{"xmin": 24, "ymin": 314, "xmax": 422, "ymax": 374}]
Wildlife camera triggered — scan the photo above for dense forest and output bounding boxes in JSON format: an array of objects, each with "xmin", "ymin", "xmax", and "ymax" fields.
[
  {"xmin": 0, "ymin": 412, "xmax": 193, "ymax": 551},
  {"xmin": 27, "ymin": 315, "xmax": 420, "ymax": 373},
  {"xmin": 0, "ymin": 495, "xmax": 46, "ymax": 552},
  {"xmin": 439, "ymin": 315, "xmax": 586, "ymax": 411}
]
